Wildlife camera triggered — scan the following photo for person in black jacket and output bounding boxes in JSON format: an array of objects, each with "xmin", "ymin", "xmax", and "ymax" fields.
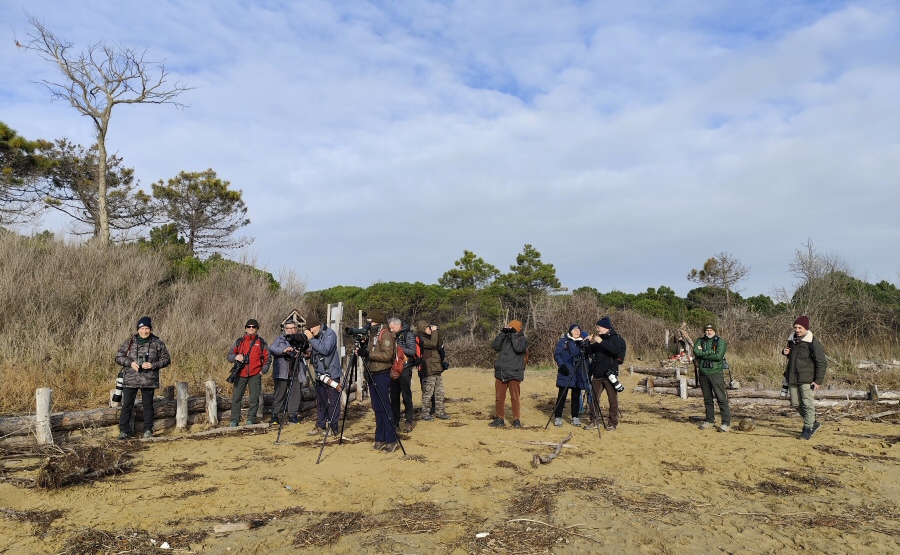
[
  {"xmin": 115, "ymin": 316, "xmax": 171, "ymax": 439},
  {"xmin": 585, "ymin": 316, "xmax": 626, "ymax": 431},
  {"xmin": 490, "ymin": 319, "xmax": 528, "ymax": 428}
]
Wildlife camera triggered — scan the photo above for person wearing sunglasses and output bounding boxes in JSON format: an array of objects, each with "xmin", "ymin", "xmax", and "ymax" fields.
[{"xmin": 227, "ymin": 318, "xmax": 271, "ymax": 426}]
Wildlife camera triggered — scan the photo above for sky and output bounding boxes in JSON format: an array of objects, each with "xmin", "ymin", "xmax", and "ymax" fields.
[{"xmin": 2, "ymin": 0, "xmax": 898, "ymax": 298}]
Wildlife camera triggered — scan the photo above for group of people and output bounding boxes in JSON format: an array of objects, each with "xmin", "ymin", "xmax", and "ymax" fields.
[{"xmin": 113, "ymin": 310, "xmax": 827, "ymax": 444}]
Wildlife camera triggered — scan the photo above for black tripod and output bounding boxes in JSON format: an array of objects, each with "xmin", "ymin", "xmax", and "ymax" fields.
[
  {"xmin": 274, "ymin": 351, "xmax": 307, "ymax": 444},
  {"xmin": 347, "ymin": 340, "xmax": 407, "ymax": 455},
  {"xmin": 315, "ymin": 360, "xmax": 355, "ymax": 464}
]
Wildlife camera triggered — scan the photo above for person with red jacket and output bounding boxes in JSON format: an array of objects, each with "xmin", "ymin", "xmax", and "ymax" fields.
[{"xmin": 227, "ymin": 318, "xmax": 271, "ymax": 426}]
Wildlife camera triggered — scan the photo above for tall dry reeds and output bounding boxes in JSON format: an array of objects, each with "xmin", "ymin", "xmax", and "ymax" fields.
[{"xmin": 0, "ymin": 233, "xmax": 305, "ymax": 414}]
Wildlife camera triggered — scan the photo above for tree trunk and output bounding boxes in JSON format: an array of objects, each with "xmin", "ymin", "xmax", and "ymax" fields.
[{"xmin": 95, "ymin": 127, "xmax": 111, "ymax": 243}]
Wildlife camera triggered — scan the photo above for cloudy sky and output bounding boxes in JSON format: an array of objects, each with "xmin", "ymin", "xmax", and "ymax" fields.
[{"xmin": 2, "ymin": 1, "xmax": 898, "ymax": 297}]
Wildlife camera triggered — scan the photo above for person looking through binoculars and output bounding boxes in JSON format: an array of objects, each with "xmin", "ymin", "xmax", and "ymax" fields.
[
  {"xmin": 227, "ymin": 319, "xmax": 271, "ymax": 427},
  {"xmin": 303, "ymin": 315, "xmax": 343, "ymax": 437},
  {"xmin": 269, "ymin": 321, "xmax": 308, "ymax": 425},
  {"xmin": 552, "ymin": 324, "xmax": 589, "ymax": 427},
  {"xmin": 489, "ymin": 320, "xmax": 528, "ymax": 428},
  {"xmin": 355, "ymin": 309, "xmax": 400, "ymax": 453},
  {"xmin": 115, "ymin": 316, "xmax": 170, "ymax": 439},
  {"xmin": 584, "ymin": 316, "xmax": 626, "ymax": 431},
  {"xmin": 418, "ymin": 320, "xmax": 451, "ymax": 422}
]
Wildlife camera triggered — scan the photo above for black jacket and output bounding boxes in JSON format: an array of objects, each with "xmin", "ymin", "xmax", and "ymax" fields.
[{"xmin": 587, "ymin": 328, "xmax": 626, "ymax": 379}]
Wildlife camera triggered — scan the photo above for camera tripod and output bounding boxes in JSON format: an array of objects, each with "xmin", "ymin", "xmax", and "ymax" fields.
[
  {"xmin": 544, "ymin": 345, "xmax": 604, "ymax": 441},
  {"xmin": 274, "ymin": 350, "xmax": 315, "ymax": 444}
]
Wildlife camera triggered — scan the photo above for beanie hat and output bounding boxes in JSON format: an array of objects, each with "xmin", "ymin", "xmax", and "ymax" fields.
[
  {"xmin": 704, "ymin": 324, "xmax": 715, "ymax": 332},
  {"xmin": 793, "ymin": 316, "xmax": 810, "ymax": 330},
  {"xmin": 245, "ymin": 318, "xmax": 260, "ymax": 328},
  {"xmin": 367, "ymin": 309, "xmax": 384, "ymax": 323},
  {"xmin": 508, "ymin": 320, "xmax": 523, "ymax": 333},
  {"xmin": 568, "ymin": 323, "xmax": 581, "ymax": 334},
  {"xmin": 136, "ymin": 316, "xmax": 152, "ymax": 330},
  {"xmin": 305, "ymin": 314, "xmax": 321, "ymax": 329},
  {"xmin": 596, "ymin": 316, "xmax": 612, "ymax": 329}
]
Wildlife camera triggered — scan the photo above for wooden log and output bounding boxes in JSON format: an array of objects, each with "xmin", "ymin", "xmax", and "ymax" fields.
[
  {"xmin": 214, "ymin": 522, "xmax": 254, "ymax": 534},
  {"xmin": 866, "ymin": 409, "xmax": 900, "ymax": 420},
  {"xmin": 640, "ymin": 377, "xmax": 698, "ymax": 388},
  {"xmin": 870, "ymin": 384, "xmax": 879, "ymax": 401},
  {"xmin": 679, "ymin": 377, "xmax": 688, "ymax": 400},
  {"xmin": 175, "ymin": 382, "xmax": 189, "ymax": 430},
  {"xmin": 647, "ymin": 377, "xmax": 654, "ymax": 396},
  {"xmin": 632, "ymin": 367, "xmax": 682, "ymax": 377},
  {"xmin": 206, "ymin": 380, "xmax": 219, "ymax": 426},
  {"xmin": 35, "ymin": 388, "xmax": 53, "ymax": 445}
]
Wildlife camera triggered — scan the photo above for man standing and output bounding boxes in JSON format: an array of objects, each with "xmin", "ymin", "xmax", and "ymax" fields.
[
  {"xmin": 268, "ymin": 320, "xmax": 307, "ymax": 425},
  {"xmin": 418, "ymin": 320, "xmax": 451, "ymax": 421},
  {"xmin": 227, "ymin": 319, "xmax": 271, "ymax": 426},
  {"xmin": 783, "ymin": 316, "xmax": 827, "ymax": 440},
  {"xmin": 585, "ymin": 316, "xmax": 626, "ymax": 431},
  {"xmin": 357, "ymin": 309, "xmax": 400, "ymax": 453},
  {"xmin": 490, "ymin": 319, "xmax": 528, "ymax": 428},
  {"xmin": 115, "ymin": 316, "xmax": 171, "ymax": 439},
  {"xmin": 694, "ymin": 324, "xmax": 731, "ymax": 432},
  {"xmin": 304, "ymin": 314, "xmax": 343, "ymax": 437},
  {"xmin": 388, "ymin": 317, "xmax": 418, "ymax": 433}
]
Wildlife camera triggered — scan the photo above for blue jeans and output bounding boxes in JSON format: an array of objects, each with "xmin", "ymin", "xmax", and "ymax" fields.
[{"xmin": 369, "ymin": 371, "xmax": 397, "ymax": 443}]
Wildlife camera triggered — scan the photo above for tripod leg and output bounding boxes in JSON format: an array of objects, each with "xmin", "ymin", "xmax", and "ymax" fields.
[
  {"xmin": 337, "ymin": 355, "xmax": 357, "ymax": 445},
  {"xmin": 365, "ymin": 364, "xmax": 406, "ymax": 455},
  {"xmin": 585, "ymin": 379, "xmax": 604, "ymax": 440}
]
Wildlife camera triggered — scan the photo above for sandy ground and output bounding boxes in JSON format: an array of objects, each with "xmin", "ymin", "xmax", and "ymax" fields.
[{"xmin": 2, "ymin": 367, "xmax": 900, "ymax": 554}]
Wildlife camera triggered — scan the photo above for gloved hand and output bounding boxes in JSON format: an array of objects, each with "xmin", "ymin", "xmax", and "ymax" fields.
[
  {"xmin": 558, "ymin": 365, "xmax": 570, "ymax": 376},
  {"xmin": 356, "ymin": 346, "xmax": 369, "ymax": 358}
]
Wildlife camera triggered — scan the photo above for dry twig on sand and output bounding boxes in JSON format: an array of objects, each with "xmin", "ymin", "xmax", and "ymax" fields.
[{"xmin": 531, "ymin": 432, "xmax": 573, "ymax": 468}]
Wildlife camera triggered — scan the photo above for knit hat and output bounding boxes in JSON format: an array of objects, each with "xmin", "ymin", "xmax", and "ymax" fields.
[
  {"xmin": 508, "ymin": 320, "xmax": 523, "ymax": 333},
  {"xmin": 136, "ymin": 316, "xmax": 152, "ymax": 330},
  {"xmin": 793, "ymin": 316, "xmax": 810, "ymax": 330},
  {"xmin": 305, "ymin": 314, "xmax": 321, "ymax": 329},
  {"xmin": 568, "ymin": 323, "xmax": 581, "ymax": 334},
  {"xmin": 596, "ymin": 316, "xmax": 612, "ymax": 329},
  {"xmin": 704, "ymin": 324, "xmax": 715, "ymax": 332},
  {"xmin": 245, "ymin": 318, "xmax": 260, "ymax": 329},
  {"xmin": 367, "ymin": 309, "xmax": 384, "ymax": 323}
]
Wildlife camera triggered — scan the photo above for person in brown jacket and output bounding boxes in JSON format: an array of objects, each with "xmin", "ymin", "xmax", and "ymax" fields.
[
  {"xmin": 417, "ymin": 320, "xmax": 450, "ymax": 421},
  {"xmin": 357, "ymin": 309, "xmax": 400, "ymax": 453}
]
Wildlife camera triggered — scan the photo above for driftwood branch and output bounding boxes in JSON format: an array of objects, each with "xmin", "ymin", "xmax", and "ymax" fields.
[{"xmin": 531, "ymin": 432, "xmax": 573, "ymax": 468}]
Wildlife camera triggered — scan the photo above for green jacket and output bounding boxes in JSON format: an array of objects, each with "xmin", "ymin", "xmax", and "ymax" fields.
[
  {"xmin": 783, "ymin": 331, "xmax": 827, "ymax": 385},
  {"xmin": 693, "ymin": 335, "xmax": 727, "ymax": 376}
]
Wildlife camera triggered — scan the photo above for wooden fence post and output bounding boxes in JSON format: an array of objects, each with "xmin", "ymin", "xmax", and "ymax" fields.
[
  {"xmin": 35, "ymin": 388, "xmax": 53, "ymax": 445},
  {"xmin": 679, "ymin": 377, "xmax": 688, "ymax": 400},
  {"xmin": 176, "ymin": 382, "xmax": 189, "ymax": 431},
  {"xmin": 206, "ymin": 380, "xmax": 219, "ymax": 426}
]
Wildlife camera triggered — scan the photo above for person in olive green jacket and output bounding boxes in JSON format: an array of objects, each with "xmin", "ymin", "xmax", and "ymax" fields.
[
  {"xmin": 693, "ymin": 323, "xmax": 731, "ymax": 432},
  {"xmin": 782, "ymin": 315, "xmax": 827, "ymax": 440}
]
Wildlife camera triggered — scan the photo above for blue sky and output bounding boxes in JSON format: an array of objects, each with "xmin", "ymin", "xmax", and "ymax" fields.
[{"xmin": 2, "ymin": 1, "xmax": 898, "ymax": 297}]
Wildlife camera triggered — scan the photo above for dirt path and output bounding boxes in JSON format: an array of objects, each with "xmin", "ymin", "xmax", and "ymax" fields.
[{"xmin": 2, "ymin": 367, "xmax": 900, "ymax": 554}]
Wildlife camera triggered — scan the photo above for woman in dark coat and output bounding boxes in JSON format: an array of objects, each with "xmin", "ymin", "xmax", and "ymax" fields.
[
  {"xmin": 115, "ymin": 316, "xmax": 171, "ymax": 439},
  {"xmin": 552, "ymin": 324, "xmax": 590, "ymax": 427}
]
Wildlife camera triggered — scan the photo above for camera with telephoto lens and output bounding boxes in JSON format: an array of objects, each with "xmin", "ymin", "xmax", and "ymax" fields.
[
  {"xmin": 226, "ymin": 358, "xmax": 246, "ymax": 384},
  {"xmin": 344, "ymin": 320, "xmax": 372, "ymax": 338},
  {"xmin": 608, "ymin": 373, "xmax": 625, "ymax": 393},
  {"xmin": 112, "ymin": 372, "xmax": 124, "ymax": 403}
]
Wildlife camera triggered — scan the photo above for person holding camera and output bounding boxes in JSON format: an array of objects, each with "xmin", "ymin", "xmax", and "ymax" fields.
[
  {"xmin": 693, "ymin": 324, "xmax": 731, "ymax": 432},
  {"xmin": 227, "ymin": 319, "xmax": 271, "ymax": 426},
  {"xmin": 268, "ymin": 321, "xmax": 308, "ymax": 425},
  {"xmin": 490, "ymin": 319, "xmax": 528, "ymax": 428},
  {"xmin": 388, "ymin": 317, "xmax": 418, "ymax": 433},
  {"xmin": 782, "ymin": 316, "xmax": 827, "ymax": 440},
  {"xmin": 115, "ymin": 316, "xmax": 171, "ymax": 439},
  {"xmin": 356, "ymin": 309, "xmax": 400, "ymax": 453},
  {"xmin": 552, "ymin": 324, "xmax": 589, "ymax": 427},
  {"xmin": 304, "ymin": 315, "xmax": 343, "ymax": 437},
  {"xmin": 584, "ymin": 316, "xmax": 626, "ymax": 431},
  {"xmin": 417, "ymin": 320, "xmax": 451, "ymax": 421}
]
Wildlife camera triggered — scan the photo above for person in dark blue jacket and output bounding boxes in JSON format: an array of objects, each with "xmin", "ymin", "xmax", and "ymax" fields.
[
  {"xmin": 304, "ymin": 314, "xmax": 343, "ymax": 437},
  {"xmin": 552, "ymin": 324, "xmax": 590, "ymax": 427}
]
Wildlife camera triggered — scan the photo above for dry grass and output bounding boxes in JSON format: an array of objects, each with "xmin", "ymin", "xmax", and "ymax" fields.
[{"xmin": 59, "ymin": 527, "xmax": 207, "ymax": 555}]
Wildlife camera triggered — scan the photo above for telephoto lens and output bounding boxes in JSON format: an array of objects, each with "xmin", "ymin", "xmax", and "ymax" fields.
[
  {"xmin": 112, "ymin": 375, "xmax": 124, "ymax": 403},
  {"xmin": 608, "ymin": 373, "xmax": 625, "ymax": 393}
]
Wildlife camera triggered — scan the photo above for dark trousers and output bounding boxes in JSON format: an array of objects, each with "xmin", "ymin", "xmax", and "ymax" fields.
[
  {"xmin": 699, "ymin": 372, "xmax": 731, "ymax": 425},
  {"xmin": 273, "ymin": 376, "xmax": 303, "ymax": 421},
  {"xmin": 589, "ymin": 377, "xmax": 619, "ymax": 426},
  {"xmin": 315, "ymin": 382, "xmax": 342, "ymax": 433},
  {"xmin": 369, "ymin": 371, "xmax": 397, "ymax": 443},
  {"xmin": 230, "ymin": 373, "xmax": 262, "ymax": 424},
  {"xmin": 554, "ymin": 386, "xmax": 582, "ymax": 418},
  {"xmin": 390, "ymin": 367, "xmax": 414, "ymax": 426},
  {"xmin": 119, "ymin": 387, "xmax": 154, "ymax": 435}
]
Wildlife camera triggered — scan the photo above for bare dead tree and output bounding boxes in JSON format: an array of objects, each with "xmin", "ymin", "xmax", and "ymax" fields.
[{"xmin": 23, "ymin": 14, "xmax": 193, "ymax": 243}]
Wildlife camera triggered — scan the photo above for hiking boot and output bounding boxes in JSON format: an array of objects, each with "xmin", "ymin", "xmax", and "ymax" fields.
[
  {"xmin": 717, "ymin": 424, "xmax": 730, "ymax": 433},
  {"xmin": 512, "ymin": 419, "xmax": 523, "ymax": 429},
  {"xmin": 605, "ymin": 424, "xmax": 617, "ymax": 431},
  {"xmin": 571, "ymin": 417, "xmax": 581, "ymax": 427},
  {"xmin": 402, "ymin": 421, "xmax": 414, "ymax": 433},
  {"xmin": 288, "ymin": 414, "xmax": 299, "ymax": 424},
  {"xmin": 246, "ymin": 420, "xmax": 256, "ymax": 426},
  {"xmin": 421, "ymin": 414, "xmax": 434, "ymax": 421},
  {"xmin": 373, "ymin": 441, "xmax": 386, "ymax": 450},
  {"xmin": 554, "ymin": 417, "xmax": 563, "ymax": 427},
  {"xmin": 229, "ymin": 422, "xmax": 238, "ymax": 427},
  {"xmin": 698, "ymin": 421, "xmax": 714, "ymax": 430},
  {"xmin": 489, "ymin": 418, "xmax": 506, "ymax": 428},
  {"xmin": 382, "ymin": 442, "xmax": 399, "ymax": 453},
  {"xmin": 307, "ymin": 426, "xmax": 326, "ymax": 436},
  {"xmin": 809, "ymin": 421, "xmax": 821, "ymax": 437},
  {"xmin": 436, "ymin": 414, "xmax": 451, "ymax": 420},
  {"xmin": 118, "ymin": 432, "xmax": 129, "ymax": 440},
  {"xmin": 142, "ymin": 430, "xmax": 153, "ymax": 439},
  {"xmin": 583, "ymin": 421, "xmax": 598, "ymax": 431},
  {"xmin": 800, "ymin": 427, "xmax": 813, "ymax": 440}
]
